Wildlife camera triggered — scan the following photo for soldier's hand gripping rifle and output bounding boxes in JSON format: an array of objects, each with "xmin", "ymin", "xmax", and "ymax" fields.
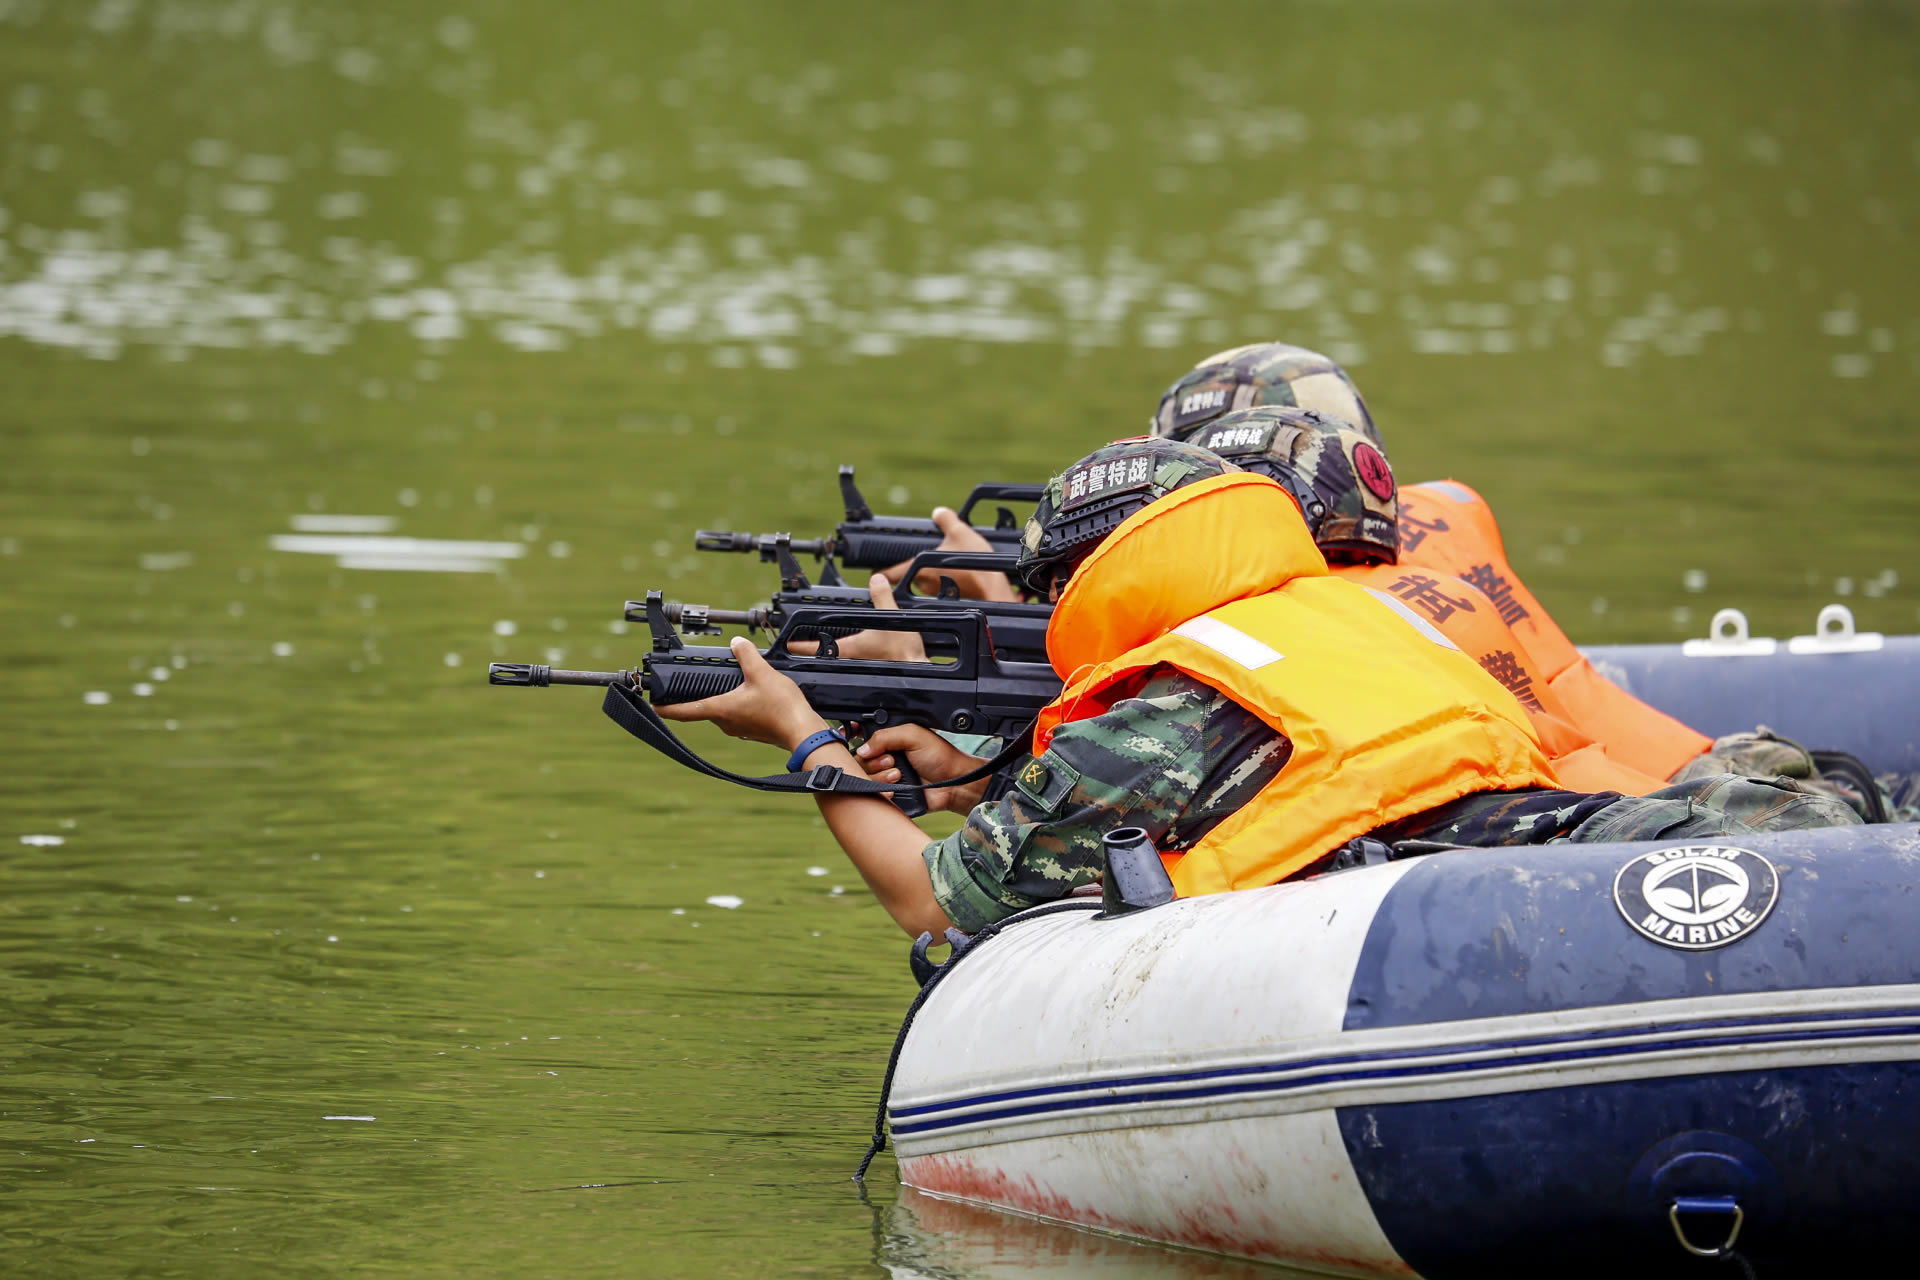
[
  {"xmin": 643, "ymin": 549, "xmax": 1055, "ymax": 665},
  {"xmin": 489, "ymin": 592, "xmax": 1063, "ymax": 817},
  {"xmin": 694, "ymin": 466, "xmax": 1043, "ymax": 573}
]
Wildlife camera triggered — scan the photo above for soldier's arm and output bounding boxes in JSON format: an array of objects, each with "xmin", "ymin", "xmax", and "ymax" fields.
[
  {"xmin": 922, "ymin": 668, "xmax": 1289, "ymax": 932},
  {"xmin": 654, "ymin": 634, "xmax": 957, "ymax": 938},
  {"xmin": 811, "ymin": 769, "xmax": 956, "ymax": 939}
]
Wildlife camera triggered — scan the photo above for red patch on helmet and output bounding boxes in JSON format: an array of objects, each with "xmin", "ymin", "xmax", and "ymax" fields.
[{"xmin": 1353, "ymin": 441, "xmax": 1396, "ymax": 500}]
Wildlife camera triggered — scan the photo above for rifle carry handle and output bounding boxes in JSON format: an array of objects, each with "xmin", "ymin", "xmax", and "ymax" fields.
[
  {"xmin": 955, "ymin": 482, "xmax": 1046, "ymax": 530},
  {"xmin": 894, "ymin": 549, "xmax": 1023, "ymax": 601}
]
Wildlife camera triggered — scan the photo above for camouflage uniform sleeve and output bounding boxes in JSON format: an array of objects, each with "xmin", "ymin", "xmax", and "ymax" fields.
[{"xmin": 922, "ymin": 667, "xmax": 1290, "ymax": 932}]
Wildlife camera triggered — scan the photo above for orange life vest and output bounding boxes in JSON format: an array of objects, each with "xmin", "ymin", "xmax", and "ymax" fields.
[
  {"xmin": 1037, "ymin": 473, "xmax": 1561, "ymax": 896},
  {"xmin": 1335, "ymin": 562, "xmax": 1668, "ymax": 795},
  {"xmin": 1396, "ymin": 480, "xmax": 1712, "ymax": 781}
]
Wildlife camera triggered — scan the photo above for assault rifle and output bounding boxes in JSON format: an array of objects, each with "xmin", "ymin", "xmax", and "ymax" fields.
[
  {"xmin": 490, "ymin": 593, "xmax": 1062, "ymax": 816},
  {"xmin": 637, "ymin": 550, "xmax": 1054, "ymax": 665},
  {"xmin": 695, "ymin": 466, "xmax": 1042, "ymax": 572}
]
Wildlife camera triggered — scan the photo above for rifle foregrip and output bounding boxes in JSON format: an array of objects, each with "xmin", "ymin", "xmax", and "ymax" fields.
[
  {"xmin": 838, "ymin": 532, "xmax": 942, "ymax": 570},
  {"xmin": 646, "ymin": 665, "xmax": 747, "ymax": 705},
  {"xmin": 838, "ymin": 527, "xmax": 1025, "ymax": 570}
]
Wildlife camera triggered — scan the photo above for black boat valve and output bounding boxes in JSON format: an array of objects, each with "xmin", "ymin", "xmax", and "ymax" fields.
[
  {"xmin": 1326, "ymin": 836, "xmax": 1396, "ymax": 872},
  {"xmin": 1096, "ymin": 826, "xmax": 1176, "ymax": 919}
]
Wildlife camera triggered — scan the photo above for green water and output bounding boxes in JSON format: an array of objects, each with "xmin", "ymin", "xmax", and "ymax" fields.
[{"xmin": 1, "ymin": 1, "xmax": 1915, "ymax": 1274}]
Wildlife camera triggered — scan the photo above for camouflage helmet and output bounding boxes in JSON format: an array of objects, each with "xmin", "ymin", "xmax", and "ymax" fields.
[
  {"xmin": 1016, "ymin": 438, "xmax": 1239, "ymax": 597},
  {"xmin": 1188, "ymin": 406, "xmax": 1398, "ymax": 564},
  {"xmin": 1151, "ymin": 342, "xmax": 1381, "ymax": 447}
]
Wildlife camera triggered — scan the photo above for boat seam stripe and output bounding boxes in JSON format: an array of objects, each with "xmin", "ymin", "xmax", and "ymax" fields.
[
  {"xmin": 890, "ymin": 1001, "xmax": 1920, "ymax": 1117},
  {"xmin": 888, "ymin": 1017, "xmax": 1920, "ymax": 1136}
]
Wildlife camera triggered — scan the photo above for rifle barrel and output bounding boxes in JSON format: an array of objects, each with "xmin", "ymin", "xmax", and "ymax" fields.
[
  {"xmin": 694, "ymin": 530, "xmax": 832, "ymax": 558},
  {"xmin": 723, "ymin": 607, "xmax": 773, "ymax": 627},
  {"xmin": 488, "ymin": 662, "xmax": 631, "ymax": 688},
  {"xmin": 632, "ymin": 600, "xmax": 772, "ymax": 629}
]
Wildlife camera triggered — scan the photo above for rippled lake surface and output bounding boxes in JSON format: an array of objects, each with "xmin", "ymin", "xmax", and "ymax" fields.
[{"xmin": 2, "ymin": 1, "xmax": 1916, "ymax": 1274}]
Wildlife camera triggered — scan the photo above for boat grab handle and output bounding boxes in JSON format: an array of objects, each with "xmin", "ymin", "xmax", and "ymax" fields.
[
  {"xmin": 1682, "ymin": 609, "xmax": 1777, "ymax": 658},
  {"xmin": 1669, "ymin": 1196, "xmax": 1745, "ymax": 1258},
  {"xmin": 1787, "ymin": 602, "xmax": 1885, "ymax": 654}
]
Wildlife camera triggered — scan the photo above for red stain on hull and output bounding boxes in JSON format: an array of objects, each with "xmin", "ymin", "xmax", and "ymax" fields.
[{"xmin": 902, "ymin": 1153, "xmax": 1416, "ymax": 1276}]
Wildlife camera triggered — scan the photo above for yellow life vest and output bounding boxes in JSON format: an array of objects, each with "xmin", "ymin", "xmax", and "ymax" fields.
[
  {"xmin": 1335, "ymin": 562, "xmax": 1668, "ymax": 796},
  {"xmin": 1397, "ymin": 480, "xmax": 1712, "ymax": 780},
  {"xmin": 1037, "ymin": 473, "xmax": 1562, "ymax": 896}
]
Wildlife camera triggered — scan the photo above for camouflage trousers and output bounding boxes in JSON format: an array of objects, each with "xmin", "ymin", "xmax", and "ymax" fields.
[
  {"xmin": 1557, "ymin": 773, "xmax": 1864, "ymax": 844},
  {"xmin": 1672, "ymin": 727, "xmax": 1918, "ymax": 824},
  {"xmin": 1387, "ymin": 773, "xmax": 1863, "ymax": 850}
]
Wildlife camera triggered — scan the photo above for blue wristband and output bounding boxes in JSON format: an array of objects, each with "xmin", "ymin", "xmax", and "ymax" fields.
[{"xmin": 786, "ymin": 728, "xmax": 847, "ymax": 773}]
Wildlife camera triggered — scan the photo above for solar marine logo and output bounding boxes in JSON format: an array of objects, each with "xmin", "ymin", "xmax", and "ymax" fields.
[{"xmin": 1613, "ymin": 845, "xmax": 1780, "ymax": 951}]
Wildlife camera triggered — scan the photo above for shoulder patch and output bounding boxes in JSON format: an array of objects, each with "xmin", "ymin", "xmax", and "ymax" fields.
[
  {"xmin": 1014, "ymin": 751, "xmax": 1081, "ymax": 813},
  {"xmin": 1352, "ymin": 440, "xmax": 1396, "ymax": 500}
]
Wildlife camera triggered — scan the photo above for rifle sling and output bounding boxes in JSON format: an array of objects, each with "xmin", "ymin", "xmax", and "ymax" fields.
[{"xmin": 600, "ymin": 681, "xmax": 1033, "ymax": 799}]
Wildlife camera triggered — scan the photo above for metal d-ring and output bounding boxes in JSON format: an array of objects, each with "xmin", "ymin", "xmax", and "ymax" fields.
[{"xmin": 1669, "ymin": 1196, "xmax": 1745, "ymax": 1257}]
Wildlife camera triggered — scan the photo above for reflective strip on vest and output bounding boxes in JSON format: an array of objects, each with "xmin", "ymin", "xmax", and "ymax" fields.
[
  {"xmin": 1171, "ymin": 617, "xmax": 1285, "ymax": 670},
  {"xmin": 1359, "ymin": 587, "xmax": 1461, "ymax": 650}
]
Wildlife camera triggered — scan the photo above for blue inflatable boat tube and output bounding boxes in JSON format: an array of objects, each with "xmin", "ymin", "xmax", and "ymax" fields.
[
  {"xmin": 889, "ymin": 821, "xmax": 1920, "ymax": 1277},
  {"xmin": 1584, "ymin": 619, "xmax": 1919, "ymax": 775}
]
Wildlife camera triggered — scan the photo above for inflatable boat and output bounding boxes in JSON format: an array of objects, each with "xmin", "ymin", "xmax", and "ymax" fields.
[{"xmin": 882, "ymin": 608, "xmax": 1920, "ymax": 1277}]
